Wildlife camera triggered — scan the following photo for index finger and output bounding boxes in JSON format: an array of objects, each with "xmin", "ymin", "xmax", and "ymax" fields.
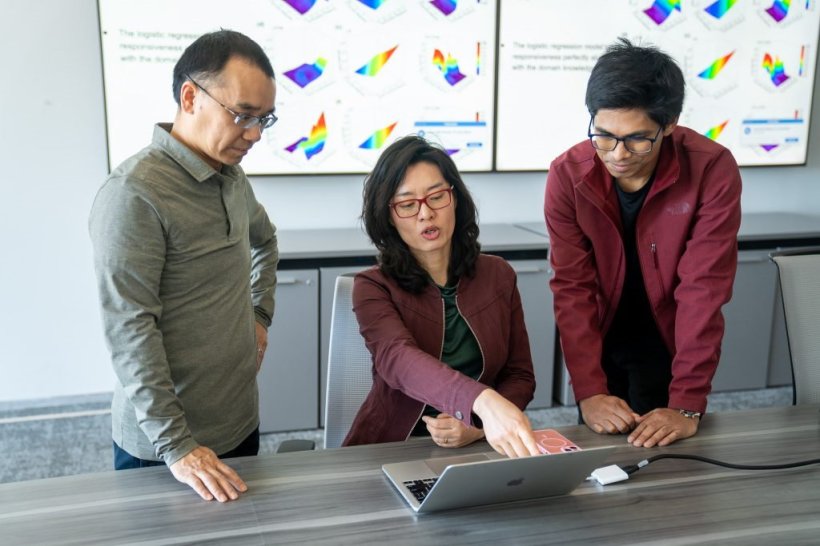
[
  {"xmin": 519, "ymin": 429, "xmax": 541, "ymax": 456},
  {"xmin": 506, "ymin": 431, "xmax": 539, "ymax": 458},
  {"xmin": 214, "ymin": 459, "xmax": 248, "ymax": 492}
]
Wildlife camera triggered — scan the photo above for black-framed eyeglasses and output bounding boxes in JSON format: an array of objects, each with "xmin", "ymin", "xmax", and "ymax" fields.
[
  {"xmin": 391, "ymin": 187, "xmax": 454, "ymax": 218},
  {"xmin": 186, "ymin": 74, "xmax": 278, "ymax": 131},
  {"xmin": 588, "ymin": 118, "xmax": 663, "ymax": 155}
]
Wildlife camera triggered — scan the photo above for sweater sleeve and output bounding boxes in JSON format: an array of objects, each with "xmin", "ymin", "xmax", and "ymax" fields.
[{"xmin": 89, "ymin": 178, "xmax": 198, "ymax": 465}]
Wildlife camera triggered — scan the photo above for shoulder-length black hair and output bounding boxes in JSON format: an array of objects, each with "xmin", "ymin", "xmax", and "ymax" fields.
[{"xmin": 361, "ymin": 135, "xmax": 480, "ymax": 293}]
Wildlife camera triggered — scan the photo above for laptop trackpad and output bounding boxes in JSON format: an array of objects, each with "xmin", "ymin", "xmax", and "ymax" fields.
[{"xmin": 424, "ymin": 452, "xmax": 502, "ymax": 475}]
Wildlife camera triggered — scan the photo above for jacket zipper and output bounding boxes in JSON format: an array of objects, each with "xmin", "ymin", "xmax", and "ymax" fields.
[
  {"xmin": 649, "ymin": 237, "xmax": 666, "ymax": 300},
  {"xmin": 637, "ymin": 233, "xmax": 668, "ymax": 346}
]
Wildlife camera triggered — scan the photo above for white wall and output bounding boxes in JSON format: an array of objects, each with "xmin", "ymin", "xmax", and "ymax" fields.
[{"xmin": 1, "ymin": 0, "xmax": 819, "ymax": 402}]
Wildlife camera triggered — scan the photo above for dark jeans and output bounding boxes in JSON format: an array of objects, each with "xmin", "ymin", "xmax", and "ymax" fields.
[
  {"xmin": 578, "ymin": 346, "xmax": 672, "ymax": 426},
  {"xmin": 113, "ymin": 427, "xmax": 260, "ymax": 470}
]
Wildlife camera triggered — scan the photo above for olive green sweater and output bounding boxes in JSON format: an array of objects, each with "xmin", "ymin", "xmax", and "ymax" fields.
[{"xmin": 89, "ymin": 124, "xmax": 278, "ymax": 465}]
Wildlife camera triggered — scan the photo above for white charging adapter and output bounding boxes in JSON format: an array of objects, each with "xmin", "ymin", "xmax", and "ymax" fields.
[{"xmin": 590, "ymin": 464, "xmax": 629, "ymax": 485}]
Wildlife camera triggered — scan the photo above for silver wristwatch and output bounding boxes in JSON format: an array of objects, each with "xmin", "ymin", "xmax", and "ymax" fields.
[{"xmin": 678, "ymin": 409, "xmax": 702, "ymax": 420}]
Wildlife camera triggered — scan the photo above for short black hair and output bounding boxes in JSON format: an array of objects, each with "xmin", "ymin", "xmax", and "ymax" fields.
[
  {"xmin": 361, "ymin": 135, "xmax": 481, "ymax": 294},
  {"xmin": 585, "ymin": 37, "xmax": 684, "ymax": 127},
  {"xmin": 172, "ymin": 29, "xmax": 275, "ymax": 105}
]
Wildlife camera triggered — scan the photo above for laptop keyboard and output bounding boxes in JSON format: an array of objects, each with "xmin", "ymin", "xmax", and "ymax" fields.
[{"xmin": 404, "ymin": 478, "xmax": 438, "ymax": 502}]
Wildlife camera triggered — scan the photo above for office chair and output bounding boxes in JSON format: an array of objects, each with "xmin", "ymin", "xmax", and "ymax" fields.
[
  {"xmin": 323, "ymin": 274, "xmax": 374, "ymax": 449},
  {"xmin": 770, "ymin": 247, "xmax": 820, "ymax": 405}
]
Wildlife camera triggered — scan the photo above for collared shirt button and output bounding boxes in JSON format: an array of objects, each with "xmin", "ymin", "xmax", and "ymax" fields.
[{"xmin": 455, "ymin": 411, "xmax": 463, "ymax": 420}]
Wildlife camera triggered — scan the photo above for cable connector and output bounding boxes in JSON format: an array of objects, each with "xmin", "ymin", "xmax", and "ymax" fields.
[{"xmin": 590, "ymin": 464, "xmax": 630, "ymax": 485}]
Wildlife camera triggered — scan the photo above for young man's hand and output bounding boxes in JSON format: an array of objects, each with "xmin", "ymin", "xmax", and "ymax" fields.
[
  {"xmin": 579, "ymin": 394, "xmax": 640, "ymax": 434},
  {"xmin": 627, "ymin": 408, "xmax": 699, "ymax": 447}
]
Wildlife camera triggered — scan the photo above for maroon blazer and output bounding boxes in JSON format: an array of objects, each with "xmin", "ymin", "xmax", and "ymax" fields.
[
  {"xmin": 545, "ymin": 126, "xmax": 742, "ymax": 413},
  {"xmin": 343, "ymin": 254, "xmax": 536, "ymax": 446}
]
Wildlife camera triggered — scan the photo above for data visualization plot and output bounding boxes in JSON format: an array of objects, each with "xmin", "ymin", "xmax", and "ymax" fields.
[
  {"xmin": 686, "ymin": 44, "xmax": 741, "ymax": 98},
  {"xmin": 753, "ymin": 43, "xmax": 805, "ymax": 91},
  {"xmin": 99, "ymin": 0, "xmax": 497, "ymax": 174},
  {"xmin": 274, "ymin": 0, "xmax": 335, "ymax": 20},
  {"xmin": 497, "ymin": 0, "xmax": 819, "ymax": 169},
  {"xmin": 636, "ymin": 0, "xmax": 686, "ymax": 31},
  {"xmin": 695, "ymin": 0, "xmax": 745, "ymax": 31}
]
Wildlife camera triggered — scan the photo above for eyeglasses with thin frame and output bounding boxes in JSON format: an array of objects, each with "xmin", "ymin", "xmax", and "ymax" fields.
[
  {"xmin": 186, "ymin": 74, "xmax": 278, "ymax": 131},
  {"xmin": 587, "ymin": 118, "xmax": 663, "ymax": 155},
  {"xmin": 391, "ymin": 187, "xmax": 454, "ymax": 218}
]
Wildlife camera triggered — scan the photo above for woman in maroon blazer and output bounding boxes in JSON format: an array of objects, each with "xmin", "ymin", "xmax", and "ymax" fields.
[{"xmin": 343, "ymin": 135, "xmax": 540, "ymax": 458}]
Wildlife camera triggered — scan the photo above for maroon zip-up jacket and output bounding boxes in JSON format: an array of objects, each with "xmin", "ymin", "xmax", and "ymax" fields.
[
  {"xmin": 343, "ymin": 254, "xmax": 536, "ymax": 446},
  {"xmin": 545, "ymin": 126, "xmax": 742, "ymax": 413}
]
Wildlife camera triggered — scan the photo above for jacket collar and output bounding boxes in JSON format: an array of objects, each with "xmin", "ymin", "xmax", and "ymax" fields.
[{"xmin": 576, "ymin": 128, "xmax": 682, "ymax": 210}]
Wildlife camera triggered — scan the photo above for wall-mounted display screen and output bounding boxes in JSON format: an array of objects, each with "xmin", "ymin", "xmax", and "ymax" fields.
[
  {"xmin": 100, "ymin": 0, "xmax": 819, "ymax": 174},
  {"xmin": 496, "ymin": 0, "xmax": 820, "ymax": 170},
  {"xmin": 99, "ymin": 0, "xmax": 497, "ymax": 175}
]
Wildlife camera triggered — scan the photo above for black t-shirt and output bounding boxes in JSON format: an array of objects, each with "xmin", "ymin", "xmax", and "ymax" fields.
[{"xmin": 604, "ymin": 175, "xmax": 669, "ymax": 360}]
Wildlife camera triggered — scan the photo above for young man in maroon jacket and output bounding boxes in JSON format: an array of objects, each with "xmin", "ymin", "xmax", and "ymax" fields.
[{"xmin": 545, "ymin": 38, "xmax": 742, "ymax": 448}]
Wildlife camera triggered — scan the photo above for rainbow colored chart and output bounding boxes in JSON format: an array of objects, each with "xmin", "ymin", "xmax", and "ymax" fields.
[
  {"xmin": 643, "ymin": 0, "xmax": 682, "ymax": 25},
  {"xmin": 430, "ymin": 0, "xmax": 458, "ymax": 16},
  {"xmin": 765, "ymin": 0, "xmax": 791, "ymax": 23},
  {"xmin": 285, "ymin": 113, "xmax": 327, "ymax": 160},
  {"xmin": 799, "ymin": 45, "xmax": 806, "ymax": 76},
  {"xmin": 704, "ymin": 120, "xmax": 729, "ymax": 140},
  {"xmin": 283, "ymin": 0, "xmax": 317, "ymax": 15},
  {"xmin": 358, "ymin": 0, "xmax": 386, "ymax": 8},
  {"xmin": 283, "ymin": 58, "xmax": 327, "ymax": 88},
  {"xmin": 704, "ymin": 0, "xmax": 738, "ymax": 19},
  {"xmin": 356, "ymin": 46, "xmax": 398, "ymax": 76},
  {"xmin": 359, "ymin": 122, "xmax": 397, "ymax": 149},
  {"xmin": 698, "ymin": 51, "xmax": 735, "ymax": 79},
  {"xmin": 762, "ymin": 53, "xmax": 791, "ymax": 86},
  {"xmin": 433, "ymin": 49, "xmax": 467, "ymax": 86}
]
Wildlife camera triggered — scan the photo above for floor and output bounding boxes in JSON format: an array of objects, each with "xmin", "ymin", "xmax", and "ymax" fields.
[{"xmin": 0, "ymin": 386, "xmax": 793, "ymax": 484}]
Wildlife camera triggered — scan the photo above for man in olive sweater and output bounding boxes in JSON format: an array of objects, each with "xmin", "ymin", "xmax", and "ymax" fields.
[{"xmin": 89, "ymin": 30, "xmax": 279, "ymax": 502}]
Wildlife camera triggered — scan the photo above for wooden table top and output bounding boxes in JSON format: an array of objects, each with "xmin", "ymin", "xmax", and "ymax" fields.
[{"xmin": 2, "ymin": 404, "xmax": 819, "ymax": 545}]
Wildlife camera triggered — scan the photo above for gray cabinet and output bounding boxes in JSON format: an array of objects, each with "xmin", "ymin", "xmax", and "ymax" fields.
[
  {"xmin": 509, "ymin": 260, "xmax": 555, "ymax": 408},
  {"xmin": 258, "ymin": 269, "xmax": 319, "ymax": 433}
]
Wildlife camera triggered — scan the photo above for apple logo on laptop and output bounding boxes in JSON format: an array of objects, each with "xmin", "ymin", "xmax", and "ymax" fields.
[{"xmin": 507, "ymin": 477, "xmax": 524, "ymax": 487}]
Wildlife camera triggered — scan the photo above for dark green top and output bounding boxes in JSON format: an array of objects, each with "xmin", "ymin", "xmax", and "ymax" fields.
[{"xmin": 412, "ymin": 283, "xmax": 483, "ymax": 435}]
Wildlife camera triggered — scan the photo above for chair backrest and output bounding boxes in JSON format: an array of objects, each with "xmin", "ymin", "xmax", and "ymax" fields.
[
  {"xmin": 771, "ymin": 248, "xmax": 820, "ymax": 405},
  {"xmin": 323, "ymin": 274, "xmax": 374, "ymax": 448}
]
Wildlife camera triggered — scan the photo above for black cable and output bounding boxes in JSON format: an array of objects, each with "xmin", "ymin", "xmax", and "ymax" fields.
[{"xmin": 620, "ymin": 454, "xmax": 820, "ymax": 476}]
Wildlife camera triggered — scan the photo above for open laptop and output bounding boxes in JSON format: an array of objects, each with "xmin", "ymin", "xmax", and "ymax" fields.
[{"xmin": 382, "ymin": 445, "xmax": 614, "ymax": 513}]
